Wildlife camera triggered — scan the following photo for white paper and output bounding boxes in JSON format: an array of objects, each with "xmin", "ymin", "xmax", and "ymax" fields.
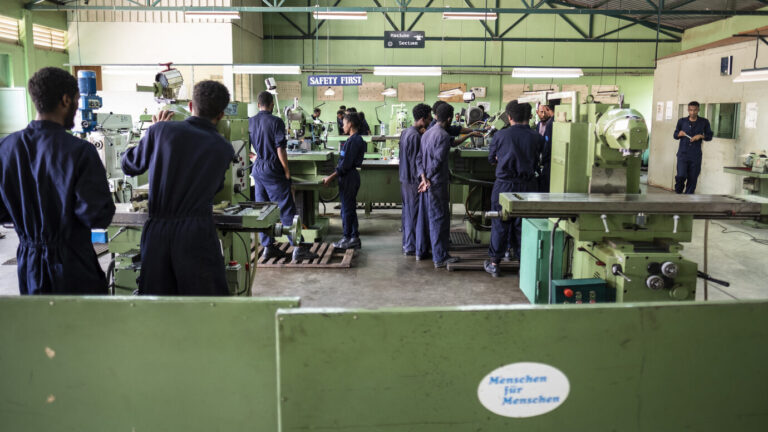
[
  {"xmin": 665, "ymin": 100, "xmax": 674, "ymax": 120},
  {"xmin": 745, "ymin": 102, "xmax": 758, "ymax": 129},
  {"xmin": 656, "ymin": 102, "xmax": 664, "ymax": 121}
]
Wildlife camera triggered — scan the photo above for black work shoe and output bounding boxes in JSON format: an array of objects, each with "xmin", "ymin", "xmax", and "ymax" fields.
[
  {"xmin": 415, "ymin": 252, "xmax": 432, "ymax": 261},
  {"xmin": 332, "ymin": 237, "xmax": 350, "ymax": 249},
  {"xmin": 403, "ymin": 250, "xmax": 416, "ymax": 256},
  {"xmin": 434, "ymin": 256, "xmax": 460, "ymax": 269},
  {"xmin": 261, "ymin": 245, "xmax": 288, "ymax": 261},
  {"xmin": 503, "ymin": 250, "xmax": 512, "ymax": 262},
  {"xmin": 346, "ymin": 237, "xmax": 362, "ymax": 249},
  {"xmin": 292, "ymin": 245, "xmax": 319, "ymax": 262},
  {"xmin": 484, "ymin": 259, "xmax": 500, "ymax": 277}
]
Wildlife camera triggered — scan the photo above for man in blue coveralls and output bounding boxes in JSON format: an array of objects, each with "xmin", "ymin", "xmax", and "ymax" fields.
[
  {"xmin": 0, "ymin": 67, "xmax": 115, "ymax": 294},
  {"xmin": 323, "ymin": 113, "xmax": 366, "ymax": 249},
  {"xmin": 484, "ymin": 101, "xmax": 544, "ymax": 278},
  {"xmin": 398, "ymin": 103, "xmax": 432, "ymax": 257},
  {"xmin": 536, "ymin": 102, "xmax": 554, "ymax": 192},
  {"xmin": 250, "ymin": 91, "xmax": 317, "ymax": 261},
  {"xmin": 121, "ymin": 81, "xmax": 235, "ymax": 295},
  {"xmin": 674, "ymin": 101, "xmax": 713, "ymax": 194},
  {"xmin": 419, "ymin": 103, "xmax": 465, "ymax": 269}
]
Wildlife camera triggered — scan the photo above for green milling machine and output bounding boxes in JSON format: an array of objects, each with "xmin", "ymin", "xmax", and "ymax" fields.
[
  {"xmin": 492, "ymin": 92, "xmax": 768, "ymax": 304},
  {"xmin": 105, "ymin": 67, "xmax": 300, "ymax": 296}
]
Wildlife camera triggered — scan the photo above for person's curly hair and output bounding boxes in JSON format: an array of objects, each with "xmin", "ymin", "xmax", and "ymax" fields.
[
  {"xmin": 193, "ymin": 80, "xmax": 230, "ymax": 119},
  {"xmin": 27, "ymin": 67, "xmax": 78, "ymax": 114}
]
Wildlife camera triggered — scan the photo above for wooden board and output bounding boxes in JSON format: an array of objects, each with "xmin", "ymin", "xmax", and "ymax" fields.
[
  {"xmin": 591, "ymin": 84, "xmax": 620, "ymax": 104},
  {"xmin": 502, "ymin": 84, "xmax": 528, "ymax": 102},
  {"xmin": 276, "ymin": 81, "xmax": 301, "ymax": 100},
  {"xmin": 533, "ymin": 83, "xmax": 559, "ymax": 93},
  {"xmin": 316, "ymin": 86, "xmax": 344, "ymax": 101},
  {"xmin": 439, "ymin": 82, "xmax": 466, "ymax": 103},
  {"xmin": 561, "ymin": 84, "xmax": 589, "ymax": 103},
  {"xmin": 256, "ymin": 242, "xmax": 355, "ymax": 268},
  {"xmin": 397, "ymin": 82, "xmax": 424, "ymax": 102},
  {"xmin": 358, "ymin": 82, "xmax": 385, "ymax": 102}
]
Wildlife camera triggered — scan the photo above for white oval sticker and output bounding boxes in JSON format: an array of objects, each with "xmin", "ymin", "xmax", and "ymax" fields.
[{"xmin": 477, "ymin": 362, "xmax": 570, "ymax": 418}]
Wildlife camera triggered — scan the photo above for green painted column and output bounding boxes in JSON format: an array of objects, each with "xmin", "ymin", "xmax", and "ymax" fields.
[{"xmin": 20, "ymin": 9, "xmax": 36, "ymax": 122}]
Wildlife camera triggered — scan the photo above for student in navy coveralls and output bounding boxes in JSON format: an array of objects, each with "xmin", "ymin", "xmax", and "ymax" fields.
[
  {"xmin": 249, "ymin": 91, "xmax": 317, "ymax": 262},
  {"xmin": 398, "ymin": 103, "xmax": 432, "ymax": 257},
  {"xmin": 535, "ymin": 102, "xmax": 554, "ymax": 193},
  {"xmin": 484, "ymin": 101, "xmax": 544, "ymax": 277},
  {"xmin": 121, "ymin": 81, "xmax": 235, "ymax": 295},
  {"xmin": 0, "ymin": 67, "xmax": 115, "ymax": 295},
  {"xmin": 673, "ymin": 101, "xmax": 713, "ymax": 194},
  {"xmin": 323, "ymin": 113, "xmax": 366, "ymax": 249},
  {"xmin": 418, "ymin": 101, "xmax": 483, "ymax": 262}
]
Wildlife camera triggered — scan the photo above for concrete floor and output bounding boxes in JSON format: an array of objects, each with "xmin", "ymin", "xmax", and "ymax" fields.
[{"xmin": 2, "ymin": 186, "xmax": 768, "ymax": 305}]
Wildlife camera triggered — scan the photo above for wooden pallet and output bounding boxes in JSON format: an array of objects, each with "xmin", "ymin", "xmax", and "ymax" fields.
[
  {"xmin": 446, "ymin": 247, "xmax": 519, "ymax": 273},
  {"xmin": 2, "ymin": 243, "xmax": 111, "ymax": 266},
  {"xmin": 255, "ymin": 242, "xmax": 355, "ymax": 269}
]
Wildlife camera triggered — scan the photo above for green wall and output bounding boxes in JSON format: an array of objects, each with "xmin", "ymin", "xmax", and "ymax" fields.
[
  {"xmin": 0, "ymin": 0, "xmax": 69, "ymax": 121},
  {"xmin": 681, "ymin": 6, "xmax": 768, "ymax": 50},
  {"xmin": 262, "ymin": 1, "xmax": 678, "ymax": 127}
]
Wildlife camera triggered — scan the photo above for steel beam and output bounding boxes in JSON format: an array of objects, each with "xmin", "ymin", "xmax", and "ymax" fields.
[
  {"xmin": 406, "ymin": 0, "xmax": 434, "ymax": 32},
  {"xmin": 23, "ymin": 5, "xmax": 768, "ymax": 16},
  {"xmin": 464, "ymin": 0, "xmax": 496, "ymax": 38},
  {"xmin": 265, "ymin": 35, "xmax": 680, "ymax": 43},
  {"xmin": 372, "ymin": 0, "xmax": 400, "ymax": 31},
  {"xmin": 278, "ymin": 12, "xmax": 308, "ymax": 37}
]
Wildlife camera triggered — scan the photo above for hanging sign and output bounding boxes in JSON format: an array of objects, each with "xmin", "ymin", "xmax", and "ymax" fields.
[
  {"xmin": 307, "ymin": 75, "xmax": 363, "ymax": 87},
  {"xmin": 384, "ymin": 31, "xmax": 425, "ymax": 48}
]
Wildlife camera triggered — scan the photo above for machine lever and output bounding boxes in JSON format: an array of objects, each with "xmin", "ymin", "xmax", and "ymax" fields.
[
  {"xmin": 611, "ymin": 264, "xmax": 632, "ymax": 282},
  {"xmin": 600, "ymin": 214, "xmax": 610, "ymax": 233},
  {"xmin": 697, "ymin": 271, "xmax": 730, "ymax": 287},
  {"xmin": 673, "ymin": 214, "xmax": 680, "ymax": 234}
]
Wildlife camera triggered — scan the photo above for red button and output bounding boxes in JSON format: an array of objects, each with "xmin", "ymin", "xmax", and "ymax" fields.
[
  {"xmin": 564, "ymin": 289, "xmax": 574, "ymax": 298},
  {"xmin": 229, "ymin": 261, "xmax": 238, "ymax": 266}
]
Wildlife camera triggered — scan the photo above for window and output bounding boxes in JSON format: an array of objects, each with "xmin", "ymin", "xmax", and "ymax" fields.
[
  {"xmin": 32, "ymin": 24, "xmax": 66, "ymax": 51},
  {"xmin": 707, "ymin": 103, "xmax": 739, "ymax": 139},
  {"xmin": 0, "ymin": 15, "xmax": 19, "ymax": 44}
]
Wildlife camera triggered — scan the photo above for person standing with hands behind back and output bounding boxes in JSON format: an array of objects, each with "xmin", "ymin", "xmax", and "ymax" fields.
[
  {"xmin": 323, "ymin": 113, "xmax": 366, "ymax": 249},
  {"xmin": 674, "ymin": 101, "xmax": 713, "ymax": 194}
]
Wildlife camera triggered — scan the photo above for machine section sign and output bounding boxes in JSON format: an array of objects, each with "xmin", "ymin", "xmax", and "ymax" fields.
[
  {"xmin": 307, "ymin": 75, "xmax": 362, "ymax": 86},
  {"xmin": 385, "ymin": 31, "xmax": 425, "ymax": 48}
]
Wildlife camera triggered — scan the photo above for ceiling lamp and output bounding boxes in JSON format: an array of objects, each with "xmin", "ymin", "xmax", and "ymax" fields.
[
  {"xmin": 185, "ymin": 11, "xmax": 241, "ymax": 20},
  {"xmin": 313, "ymin": 11, "xmax": 368, "ymax": 20},
  {"xmin": 512, "ymin": 68, "xmax": 584, "ymax": 78},
  {"xmin": 437, "ymin": 88, "xmax": 463, "ymax": 99},
  {"xmin": 374, "ymin": 66, "xmax": 442, "ymax": 76},
  {"xmin": 443, "ymin": 12, "xmax": 497, "ymax": 21},
  {"xmin": 324, "ymin": 87, "xmax": 336, "ymax": 96},
  {"xmin": 733, "ymin": 67, "xmax": 768, "ymax": 83},
  {"xmin": 381, "ymin": 87, "xmax": 397, "ymax": 97},
  {"xmin": 232, "ymin": 64, "xmax": 302, "ymax": 75}
]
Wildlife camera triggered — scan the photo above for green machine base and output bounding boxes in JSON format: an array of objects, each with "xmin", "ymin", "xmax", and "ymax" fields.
[{"xmin": 519, "ymin": 218, "xmax": 566, "ymax": 304}]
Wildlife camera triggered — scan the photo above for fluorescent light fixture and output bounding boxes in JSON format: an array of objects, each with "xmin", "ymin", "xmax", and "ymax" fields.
[
  {"xmin": 512, "ymin": 67, "xmax": 584, "ymax": 78},
  {"xmin": 733, "ymin": 67, "xmax": 768, "ymax": 83},
  {"xmin": 313, "ymin": 11, "xmax": 368, "ymax": 20},
  {"xmin": 381, "ymin": 87, "xmax": 397, "ymax": 97},
  {"xmin": 438, "ymin": 88, "xmax": 463, "ymax": 99},
  {"xmin": 374, "ymin": 66, "xmax": 442, "ymax": 76},
  {"xmin": 233, "ymin": 64, "xmax": 301, "ymax": 75},
  {"xmin": 324, "ymin": 87, "xmax": 336, "ymax": 96},
  {"xmin": 443, "ymin": 12, "xmax": 497, "ymax": 20},
  {"xmin": 185, "ymin": 11, "xmax": 241, "ymax": 20}
]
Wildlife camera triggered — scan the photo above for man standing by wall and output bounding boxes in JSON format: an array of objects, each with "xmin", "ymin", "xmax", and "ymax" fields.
[{"xmin": 673, "ymin": 101, "xmax": 713, "ymax": 194}]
